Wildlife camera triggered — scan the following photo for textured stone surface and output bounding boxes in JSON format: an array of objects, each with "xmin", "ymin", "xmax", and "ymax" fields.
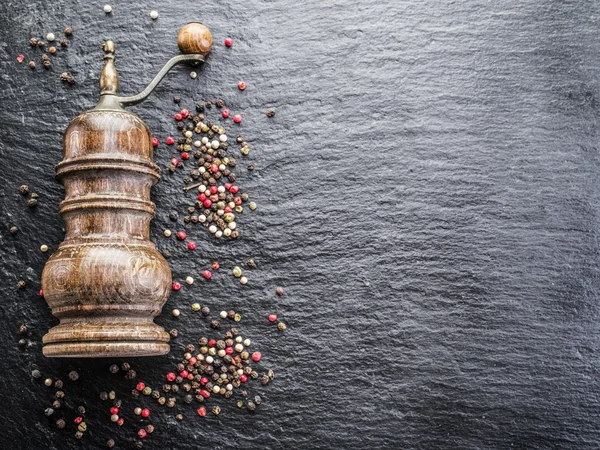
[{"xmin": 1, "ymin": 0, "xmax": 600, "ymax": 448}]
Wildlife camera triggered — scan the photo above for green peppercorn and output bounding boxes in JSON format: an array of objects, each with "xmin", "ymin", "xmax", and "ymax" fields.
[
  {"xmin": 143, "ymin": 386, "xmax": 152, "ymax": 396},
  {"xmin": 78, "ymin": 422, "xmax": 87, "ymax": 432},
  {"xmin": 249, "ymin": 202, "xmax": 257, "ymax": 211},
  {"xmin": 108, "ymin": 391, "xmax": 116, "ymax": 400}
]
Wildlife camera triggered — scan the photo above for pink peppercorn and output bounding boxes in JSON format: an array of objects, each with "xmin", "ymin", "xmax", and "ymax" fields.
[
  {"xmin": 171, "ymin": 157, "xmax": 179, "ymax": 166},
  {"xmin": 225, "ymin": 346, "xmax": 233, "ymax": 355},
  {"xmin": 233, "ymin": 114, "xmax": 242, "ymax": 123},
  {"xmin": 198, "ymin": 193, "xmax": 207, "ymax": 201},
  {"xmin": 172, "ymin": 281, "xmax": 181, "ymax": 291},
  {"xmin": 187, "ymin": 241, "xmax": 196, "ymax": 250},
  {"xmin": 187, "ymin": 373, "xmax": 194, "ymax": 380},
  {"xmin": 174, "ymin": 113, "xmax": 182, "ymax": 121},
  {"xmin": 138, "ymin": 429, "xmax": 147, "ymax": 439},
  {"xmin": 237, "ymin": 81, "xmax": 246, "ymax": 90},
  {"xmin": 180, "ymin": 108, "xmax": 189, "ymax": 118},
  {"xmin": 252, "ymin": 351, "xmax": 262, "ymax": 362},
  {"xmin": 110, "ymin": 407, "xmax": 119, "ymax": 415},
  {"xmin": 203, "ymin": 270, "xmax": 212, "ymax": 280},
  {"xmin": 166, "ymin": 136, "xmax": 175, "ymax": 145},
  {"xmin": 189, "ymin": 357, "xmax": 197, "ymax": 365},
  {"xmin": 211, "ymin": 261, "xmax": 220, "ymax": 270},
  {"xmin": 234, "ymin": 197, "xmax": 242, "ymax": 206},
  {"xmin": 152, "ymin": 137, "xmax": 159, "ymax": 147},
  {"xmin": 39, "ymin": 290, "xmax": 44, "ymax": 297},
  {"xmin": 224, "ymin": 206, "xmax": 232, "ymax": 213},
  {"xmin": 181, "ymin": 152, "xmax": 190, "ymax": 160},
  {"xmin": 224, "ymin": 37, "xmax": 232, "ymax": 47},
  {"xmin": 200, "ymin": 377, "xmax": 209, "ymax": 385},
  {"xmin": 209, "ymin": 185, "xmax": 218, "ymax": 194},
  {"xmin": 208, "ymin": 339, "xmax": 216, "ymax": 347},
  {"xmin": 200, "ymin": 389, "xmax": 210, "ymax": 398},
  {"xmin": 210, "ymin": 164, "xmax": 219, "ymax": 173},
  {"xmin": 117, "ymin": 418, "xmax": 124, "ymax": 426},
  {"xmin": 135, "ymin": 382, "xmax": 145, "ymax": 391},
  {"xmin": 176, "ymin": 231, "xmax": 187, "ymax": 240},
  {"xmin": 141, "ymin": 408, "xmax": 150, "ymax": 418},
  {"xmin": 166, "ymin": 372, "xmax": 176, "ymax": 382},
  {"xmin": 229, "ymin": 185, "xmax": 239, "ymax": 194},
  {"xmin": 224, "ymin": 183, "xmax": 232, "ymax": 190},
  {"xmin": 180, "ymin": 370, "xmax": 189, "ymax": 378},
  {"xmin": 16, "ymin": 54, "xmax": 25, "ymax": 63},
  {"xmin": 221, "ymin": 109, "xmax": 230, "ymax": 119},
  {"xmin": 203, "ymin": 199, "xmax": 212, "ymax": 208},
  {"xmin": 74, "ymin": 417, "xmax": 83, "ymax": 424},
  {"xmin": 240, "ymin": 374, "xmax": 248, "ymax": 383},
  {"xmin": 268, "ymin": 314, "xmax": 277, "ymax": 322},
  {"xmin": 197, "ymin": 406, "xmax": 207, "ymax": 416}
]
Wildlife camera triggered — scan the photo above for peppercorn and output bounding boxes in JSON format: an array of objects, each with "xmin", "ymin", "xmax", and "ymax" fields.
[
  {"xmin": 108, "ymin": 364, "xmax": 119, "ymax": 374},
  {"xmin": 125, "ymin": 369, "xmax": 137, "ymax": 379},
  {"xmin": 44, "ymin": 407, "xmax": 54, "ymax": 416},
  {"xmin": 49, "ymin": 46, "xmax": 57, "ymax": 54},
  {"xmin": 37, "ymin": 40, "xmax": 45, "ymax": 47},
  {"xmin": 216, "ymin": 99, "xmax": 225, "ymax": 108},
  {"xmin": 54, "ymin": 380, "xmax": 64, "ymax": 389},
  {"xmin": 64, "ymin": 27, "xmax": 73, "ymax": 36},
  {"xmin": 106, "ymin": 439, "xmax": 115, "ymax": 448},
  {"xmin": 17, "ymin": 280, "xmax": 26, "ymax": 289},
  {"xmin": 68, "ymin": 370, "xmax": 79, "ymax": 381},
  {"xmin": 18, "ymin": 324, "xmax": 28, "ymax": 335},
  {"xmin": 60, "ymin": 72, "xmax": 75, "ymax": 84},
  {"xmin": 19, "ymin": 185, "xmax": 29, "ymax": 195},
  {"xmin": 99, "ymin": 391, "xmax": 108, "ymax": 400},
  {"xmin": 78, "ymin": 422, "xmax": 87, "ymax": 432},
  {"xmin": 9, "ymin": 226, "xmax": 18, "ymax": 235},
  {"xmin": 134, "ymin": 441, "xmax": 143, "ymax": 449},
  {"xmin": 108, "ymin": 391, "xmax": 116, "ymax": 400},
  {"xmin": 28, "ymin": 198, "xmax": 38, "ymax": 207},
  {"xmin": 247, "ymin": 401, "xmax": 256, "ymax": 411},
  {"xmin": 266, "ymin": 108, "xmax": 276, "ymax": 117},
  {"xmin": 60, "ymin": 39, "xmax": 69, "ymax": 47},
  {"xmin": 29, "ymin": 37, "xmax": 38, "ymax": 46},
  {"xmin": 146, "ymin": 424, "xmax": 155, "ymax": 434},
  {"xmin": 169, "ymin": 328, "xmax": 179, "ymax": 338},
  {"xmin": 56, "ymin": 391, "xmax": 65, "ymax": 399}
]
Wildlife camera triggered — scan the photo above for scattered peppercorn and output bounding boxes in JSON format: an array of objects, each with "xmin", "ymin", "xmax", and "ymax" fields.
[
  {"xmin": 276, "ymin": 287, "xmax": 284, "ymax": 296},
  {"xmin": 266, "ymin": 108, "xmax": 276, "ymax": 117},
  {"xmin": 60, "ymin": 72, "xmax": 75, "ymax": 85},
  {"xmin": 68, "ymin": 370, "xmax": 79, "ymax": 381},
  {"xmin": 17, "ymin": 280, "xmax": 26, "ymax": 289},
  {"xmin": 277, "ymin": 322, "xmax": 287, "ymax": 331}
]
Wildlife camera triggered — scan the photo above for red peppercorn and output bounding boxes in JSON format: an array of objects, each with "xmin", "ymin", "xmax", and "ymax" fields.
[
  {"xmin": 211, "ymin": 261, "xmax": 220, "ymax": 270},
  {"xmin": 224, "ymin": 183, "xmax": 232, "ymax": 190},
  {"xmin": 172, "ymin": 281, "xmax": 182, "ymax": 291},
  {"xmin": 187, "ymin": 373, "xmax": 194, "ymax": 380},
  {"xmin": 180, "ymin": 370, "xmax": 189, "ymax": 378},
  {"xmin": 171, "ymin": 157, "xmax": 179, "ymax": 166},
  {"xmin": 152, "ymin": 137, "xmax": 159, "ymax": 147},
  {"xmin": 176, "ymin": 231, "xmax": 187, "ymax": 240},
  {"xmin": 224, "ymin": 37, "xmax": 233, "ymax": 47},
  {"xmin": 181, "ymin": 152, "xmax": 190, "ymax": 160},
  {"xmin": 197, "ymin": 406, "xmax": 207, "ymax": 416},
  {"xmin": 208, "ymin": 339, "xmax": 216, "ymax": 347},
  {"xmin": 229, "ymin": 185, "xmax": 239, "ymax": 194},
  {"xmin": 141, "ymin": 408, "xmax": 150, "ymax": 418},
  {"xmin": 110, "ymin": 407, "xmax": 119, "ymax": 415},
  {"xmin": 135, "ymin": 382, "xmax": 145, "ymax": 391},
  {"xmin": 210, "ymin": 163, "xmax": 219, "ymax": 173},
  {"xmin": 221, "ymin": 109, "xmax": 230, "ymax": 119},
  {"xmin": 180, "ymin": 108, "xmax": 189, "ymax": 118},
  {"xmin": 166, "ymin": 372, "xmax": 176, "ymax": 382},
  {"xmin": 225, "ymin": 346, "xmax": 234, "ymax": 355},
  {"xmin": 234, "ymin": 197, "xmax": 242, "ymax": 206},
  {"xmin": 74, "ymin": 417, "xmax": 83, "ymax": 424},
  {"xmin": 240, "ymin": 374, "xmax": 248, "ymax": 383},
  {"xmin": 209, "ymin": 185, "xmax": 218, "ymax": 194},
  {"xmin": 203, "ymin": 270, "xmax": 212, "ymax": 280},
  {"xmin": 237, "ymin": 81, "xmax": 246, "ymax": 91},
  {"xmin": 138, "ymin": 429, "xmax": 147, "ymax": 439},
  {"xmin": 174, "ymin": 113, "xmax": 183, "ymax": 121},
  {"xmin": 268, "ymin": 314, "xmax": 277, "ymax": 322},
  {"xmin": 233, "ymin": 114, "xmax": 242, "ymax": 123},
  {"xmin": 39, "ymin": 289, "xmax": 44, "ymax": 297},
  {"xmin": 166, "ymin": 136, "xmax": 175, "ymax": 145},
  {"xmin": 199, "ymin": 390, "xmax": 210, "ymax": 398},
  {"xmin": 224, "ymin": 206, "xmax": 232, "ymax": 213},
  {"xmin": 16, "ymin": 54, "xmax": 25, "ymax": 63},
  {"xmin": 187, "ymin": 241, "xmax": 196, "ymax": 250},
  {"xmin": 203, "ymin": 199, "xmax": 212, "ymax": 208},
  {"xmin": 189, "ymin": 357, "xmax": 197, "ymax": 365},
  {"xmin": 117, "ymin": 418, "xmax": 124, "ymax": 426},
  {"xmin": 252, "ymin": 351, "xmax": 262, "ymax": 362},
  {"xmin": 200, "ymin": 377, "xmax": 209, "ymax": 385},
  {"xmin": 198, "ymin": 193, "xmax": 207, "ymax": 202}
]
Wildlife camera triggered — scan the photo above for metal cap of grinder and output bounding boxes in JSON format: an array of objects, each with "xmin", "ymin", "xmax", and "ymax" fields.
[{"xmin": 41, "ymin": 24, "xmax": 212, "ymax": 358}]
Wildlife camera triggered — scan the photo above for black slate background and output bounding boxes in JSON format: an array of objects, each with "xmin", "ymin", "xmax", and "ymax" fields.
[{"xmin": 1, "ymin": 0, "xmax": 600, "ymax": 449}]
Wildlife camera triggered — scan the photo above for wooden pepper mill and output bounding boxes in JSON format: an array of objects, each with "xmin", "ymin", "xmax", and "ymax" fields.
[{"xmin": 41, "ymin": 23, "xmax": 213, "ymax": 358}]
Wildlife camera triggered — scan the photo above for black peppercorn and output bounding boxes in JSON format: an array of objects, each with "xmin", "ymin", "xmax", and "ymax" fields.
[
  {"xmin": 99, "ymin": 391, "xmax": 108, "ymax": 400},
  {"xmin": 248, "ymin": 163, "xmax": 255, "ymax": 170},
  {"xmin": 131, "ymin": 389, "xmax": 140, "ymax": 398},
  {"xmin": 173, "ymin": 96, "xmax": 181, "ymax": 104},
  {"xmin": 78, "ymin": 405, "xmax": 86, "ymax": 414},
  {"xmin": 106, "ymin": 439, "xmax": 115, "ymax": 448},
  {"xmin": 29, "ymin": 38, "xmax": 38, "ymax": 46},
  {"xmin": 68, "ymin": 370, "xmax": 79, "ymax": 381},
  {"xmin": 59, "ymin": 39, "xmax": 69, "ymax": 47},
  {"xmin": 56, "ymin": 419, "xmax": 66, "ymax": 429},
  {"xmin": 210, "ymin": 320, "xmax": 220, "ymax": 329},
  {"xmin": 19, "ymin": 185, "xmax": 29, "ymax": 195},
  {"xmin": 170, "ymin": 329, "xmax": 179, "ymax": 338},
  {"xmin": 54, "ymin": 380, "xmax": 64, "ymax": 389},
  {"xmin": 205, "ymin": 101, "xmax": 212, "ymax": 108},
  {"xmin": 216, "ymin": 99, "xmax": 225, "ymax": 108},
  {"xmin": 195, "ymin": 102, "xmax": 205, "ymax": 112},
  {"xmin": 9, "ymin": 226, "xmax": 18, "ymax": 235},
  {"xmin": 28, "ymin": 198, "xmax": 38, "ymax": 207},
  {"xmin": 201, "ymin": 306, "xmax": 210, "ymax": 316},
  {"xmin": 60, "ymin": 72, "xmax": 75, "ymax": 84},
  {"xmin": 19, "ymin": 324, "xmax": 28, "ymax": 334},
  {"xmin": 17, "ymin": 280, "xmax": 26, "ymax": 289},
  {"xmin": 266, "ymin": 108, "xmax": 276, "ymax": 117},
  {"xmin": 125, "ymin": 369, "xmax": 136, "ymax": 379},
  {"xmin": 168, "ymin": 211, "xmax": 179, "ymax": 221}
]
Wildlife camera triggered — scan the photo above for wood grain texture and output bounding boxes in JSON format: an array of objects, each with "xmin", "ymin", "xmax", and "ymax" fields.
[{"xmin": 41, "ymin": 109, "xmax": 171, "ymax": 357}]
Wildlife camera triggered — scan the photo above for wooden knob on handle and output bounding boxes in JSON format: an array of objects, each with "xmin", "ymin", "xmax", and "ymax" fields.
[{"xmin": 177, "ymin": 23, "xmax": 212, "ymax": 55}]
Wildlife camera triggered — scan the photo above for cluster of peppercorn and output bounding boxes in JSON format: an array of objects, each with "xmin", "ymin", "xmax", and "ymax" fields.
[
  {"xmin": 20, "ymin": 28, "xmax": 75, "ymax": 83},
  {"xmin": 159, "ymin": 97, "xmax": 257, "ymax": 239},
  {"xmin": 19, "ymin": 184, "xmax": 39, "ymax": 207},
  {"xmin": 31, "ymin": 369, "xmax": 87, "ymax": 439}
]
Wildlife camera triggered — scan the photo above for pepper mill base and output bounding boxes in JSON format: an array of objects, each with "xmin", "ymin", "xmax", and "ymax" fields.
[{"xmin": 42, "ymin": 320, "xmax": 170, "ymax": 358}]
